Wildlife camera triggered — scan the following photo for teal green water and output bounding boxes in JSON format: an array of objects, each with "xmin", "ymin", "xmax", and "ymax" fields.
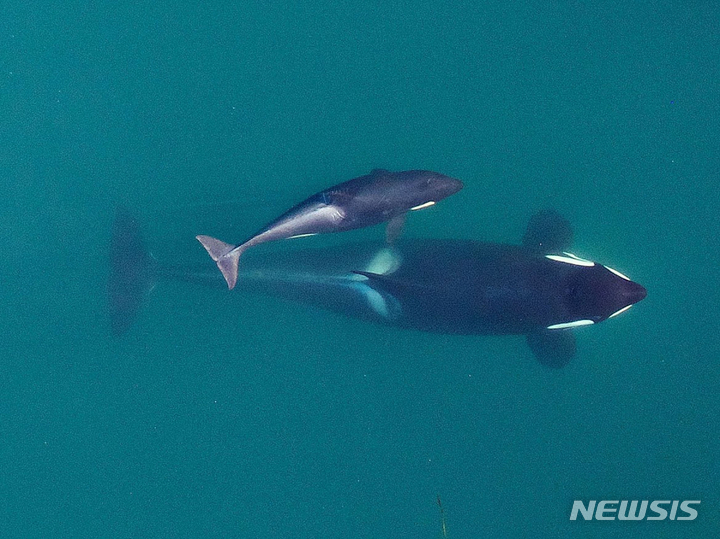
[{"xmin": 2, "ymin": 2, "xmax": 718, "ymax": 537}]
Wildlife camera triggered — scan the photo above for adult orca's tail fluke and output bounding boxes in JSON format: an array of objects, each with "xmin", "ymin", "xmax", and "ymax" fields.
[
  {"xmin": 195, "ymin": 235, "xmax": 241, "ymax": 290},
  {"xmin": 108, "ymin": 206, "xmax": 157, "ymax": 336}
]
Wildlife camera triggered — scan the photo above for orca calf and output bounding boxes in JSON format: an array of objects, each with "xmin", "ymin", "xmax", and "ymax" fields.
[
  {"xmin": 111, "ymin": 209, "xmax": 646, "ymax": 367},
  {"xmin": 196, "ymin": 169, "xmax": 463, "ymax": 289}
]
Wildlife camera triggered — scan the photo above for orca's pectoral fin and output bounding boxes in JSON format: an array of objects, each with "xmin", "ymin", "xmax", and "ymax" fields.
[
  {"xmin": 526, "ymin": 330, "xmax": 576, "ymax": 369},
  {"xmin": 522, "ymin": 209, "xmax": 574, "ymax": 253},
  {"xmin": 385, "ymin": 213, "xmax": 407, "ymax": 244}
]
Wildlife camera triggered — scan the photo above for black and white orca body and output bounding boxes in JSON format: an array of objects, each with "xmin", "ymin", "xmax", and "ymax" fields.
[
  {"xmin": 111, "ymin": 209, "xmax": 646, "ymax": 368},
  {"xmin": 235, "ymin": 210, "xmax": 646, "ymax": 367},
  {"xmin": 355, "ymin": 241, "xmax": 645, "ymax": 336}
]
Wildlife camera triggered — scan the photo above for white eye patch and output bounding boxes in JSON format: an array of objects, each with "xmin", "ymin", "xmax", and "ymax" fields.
[
  {"xmin": 605, "ymin": 265, "xmax": 631, "ymax": 281},
  {"xmin": 545, "ymin": 252, "xmax": 595, "ymax": 267},
  {"xmin": 609, "ymin": 305, "xmax": 633, "ymax": 318},
  {"xmin": 410, "ymin": 201, "xmax": 436, "ymax": 211}
]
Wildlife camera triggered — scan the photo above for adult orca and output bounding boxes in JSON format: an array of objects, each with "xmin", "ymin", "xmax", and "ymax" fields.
[
  {"xmin": 239, "ymin": 210, "xmax": 645, "ymax": 367},
  {"xmin": 196, "ymin": 169, "xmax": 463, "ymax": 289},
  {"xmin": 110, "ymin": 209, "xmax": 646, "ymax": 367}
]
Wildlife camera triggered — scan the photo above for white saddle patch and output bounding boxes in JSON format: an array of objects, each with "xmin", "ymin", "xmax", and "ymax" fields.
[{"xmin": 364, "ymin": 247, "xmax": 402, "ymax": 275}]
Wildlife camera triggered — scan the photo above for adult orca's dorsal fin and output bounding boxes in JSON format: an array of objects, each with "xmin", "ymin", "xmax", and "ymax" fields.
[
  {"xmin": 352, "ymin": 270, "xmax": 426, "ymax": 294},
  {"xmin": 526, "ymin": 330, "xmax": 576, "ymax": 369},
  {"xmin": 522, "ymin": 209, "xmax": 573, "ymax": 254}
]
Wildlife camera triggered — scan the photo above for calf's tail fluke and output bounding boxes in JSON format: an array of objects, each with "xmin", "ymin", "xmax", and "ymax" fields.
[{"xmin": 196, "ymin": 235, "xmax": 241, "ymax": 290}]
